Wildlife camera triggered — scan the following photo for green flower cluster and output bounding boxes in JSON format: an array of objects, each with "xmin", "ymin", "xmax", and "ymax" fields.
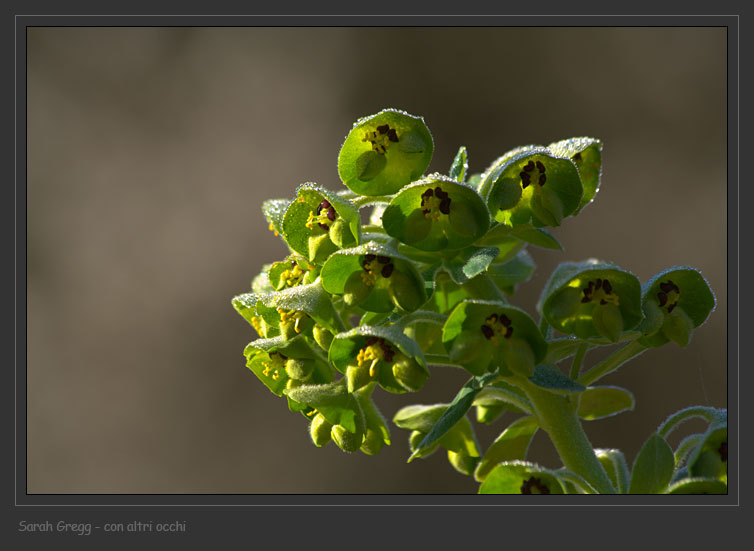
[{"xmin": 232, "ymin": 109, "xmax": 723, "ymax": 494}]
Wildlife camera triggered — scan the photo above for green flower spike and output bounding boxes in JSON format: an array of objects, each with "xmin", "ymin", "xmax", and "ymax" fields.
[
  {"xmin": 281, "ymin": 183, "xmax": 360, "ymax": 264},
  {"xmin": 538, "ymin": 260, "xmax": 642, "ymax": 342},
  {"xmin": 442, "ymin": 300, "xmax": 547, "ymax": 377},
  {"xmin": 338, "ymin": 108, "xmax": 434, "ymax": 196},
  {"xmin": 479, "ymin": 148, "xmax": 583, "ymax": 228},
  {"xmin": 638, "ymin": 266, "xmax": 716, "ymax": 348},
  {"xmin": 382, "ymin": 175, "xmax": 490, "ymax": 251},
  {"xmin": 329, "ymin": 325, "xmax": 429, "ymax": 394},
  {"xmin": 321, "ymin": 241, "xmax": 427, "ymax": 313}
]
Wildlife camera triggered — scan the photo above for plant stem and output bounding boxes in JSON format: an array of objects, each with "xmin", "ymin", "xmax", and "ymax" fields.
[
  {"xmin": 577, "ymin": 340, "xmax": 647, "ymax": 387},
  {"xmin": 570, "ymin": 343, "xmax": 588, "ymax": 379},
  {"xmin": 522, "ymin": 381, "xmax": 616, "ymax": 494}
]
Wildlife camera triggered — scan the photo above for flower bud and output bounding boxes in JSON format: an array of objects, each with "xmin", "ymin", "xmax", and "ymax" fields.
[
  {"xmin": 592, "ymin": 303, "xmax": 624, "ymax": 343},
  {"xmin": 389, "ymin": 269, "xmax": 423, "ymax": 312},
  {"xmin": 309, "ymin": 412, "xmax": 333, "ymax": 447},
  {"xmin": 476, "ymin": 402, "xmax": 507, "ymax": 424},
  {"xmin": 346, "ymin": 362, "xmax": 373, "ymax": 393},
  {"xmin": 286, "ymin": 378, "xmax": 303, "ymax": 391},
  {"xmin": 312, "ymin": 324, "xmax": 334, "ymax": 351},
  {"xmin": 392, "ymin": 357, "xmax": 428, "ymax": 392},
  {"xmin": 530, "ymin": 188, "xmax": 564, "ymax": 227},
  {"xmin": 360, "ymin": 428, "xmax": 386, "ymax": 455},
  {"xmin": 447, "ymin": 199, "xmax": 480, "ymax": 238},
  {"xmin": 447, "ymin": 450, "xmax": 480, "ymax": 476},
  {"xmin": 307, "ymin": 233, "xmax": 337, "ymax": 264},
  {"xmin": 331, "ymin": 424, "xmax": 365, "ymax": 453},
  {"xmin": 661, "ymin": 307, "xmax": 694, "ymax": 347},
  {"xmin": 285, "ymin": 357, "xmax": 314, "ymax": 381},
  {"xmin": 489, "ymin": 176, "xmax": 523, "ymax": 211},
  {"xmin": 409, "ymin": 430, "xmax": 440, "ymax": 458},
  {"xmin": 343, "ymin": 271, "xmax": 371, "ymax": 307},
  {"xmin": 501, "ymin": 337, "xmax": 536, "ymax": 377},
  {"xmin": 328, "ymin": 217, "xmax": 353, "ymax": 248},
  {"xmin": 639, "ymin": 298, "xmax": 664, "ymax": 337},
  {"xmin": 448, "ymin": 331, "xmax": 484, "ymax": 364},
  {"xmin": 355, "ymin": 150, "xmax": 387, "ymax": 181},
  {"xmin": 402, "ymin": 208, "xmax": 432, "ymax": 244}
]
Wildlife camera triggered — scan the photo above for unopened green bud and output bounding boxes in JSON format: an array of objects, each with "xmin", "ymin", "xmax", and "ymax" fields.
[
  {"xmin": 360, "ymin": 428, "xmax": 386, "ymax": 455},
  {"xmin": 661, "ymin": 307, "xmax": 694, "ymax": 347},
  {"xmin": 389, "ymin": 269, "xmax": 423, "ymax": 312},
  {"xmin": 312, "ymin": 324, "xmax": 334, "ymax": 351},
  {"xmin": 447, "ymin": 450, "xmax": 479, "ymax": 476},
  {"xmin": 397, "ymin": 130, "xmax": 427, "ymax": 154},
  {"xmin": 346, "ymin": 362, "xmax": 373, "ymax": 393},
  {"xmin": 476, "ymin": 402, "xmax": 507, "ymax": 424},
  {"xmin": 331, "ymin": 424, "xmax": 365, "ymax": 453},
  {"xmin": 285, "ymin": 357, "xmax": 314, "ymax": 381},
  {"xmin": 356, "ymin": 150, "xmax": 387, "ymax": 181},
  {"xmin": 592, "ymin": 303, "xmax": 623, "ymax": 343},
  {"xmin": 307, "ymin": 232, "xmax": 337, "ymax": 264},
  {"xmin": 409, "ymin": 430, "xmax": 440, "ymax": 458},
  {"xmin": 640, "ymin": 298, "xmax": 664, "ymax": 337},
  {"xmin": 490, "ymin": 176, "xmax": 522, "ymax": 211},
  {"xmin": 309, "ymin": 412, "xmax": 333, "ymax": 447},
  {"xmin": 448, "ymin": 332, "xmax": 484, "ymax": 364},
  {"xmin": 392, "ymin": 357, "xmax": 428, "ymax": 392},
  {"xmin": 530, "ymin": 188, "xmax": 563, "ymax": 227},
  {"xmin": 403, "ymin": 208, "xmax": 432, "ymax": 244},
  {"xmin": 328, "ymin": 217, "xmax": 353, "ymax": 248},
  {"xmin": 343, "ymin": 271, "xmax": 371, "ymax": 307},
  {"xmin": 447, "ymin": 199, "xmax": 479, "ymax": 238},
  {"xmin": 501, "ymin": 337, "xmax": 536, "ymax": 377}
]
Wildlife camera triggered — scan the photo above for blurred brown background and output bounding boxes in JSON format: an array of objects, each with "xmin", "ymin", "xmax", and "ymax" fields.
[{"xmin": 26, "ymin": 27, "xmax": 726, "ymax": 494}]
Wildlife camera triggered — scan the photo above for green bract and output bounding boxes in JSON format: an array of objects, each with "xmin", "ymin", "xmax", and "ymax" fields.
[
  {"xmin": 479, "ymin": 148, "xmax": 583, "ymax": 228},
  {"xmin": 233, "ymin": 108, "xmax": 721, "ymax": 495},
  {"xmin": 382, "ymin": 175, "xmax": 490, "ymax": 251},
  {"xmin": 282, "ymin": 183, "xmax": 360, "ymax": 264},
  {"xmin": 638, "ymin": 266, "xmax": 716, "ymax": 348},
  {"xmin": 547, "ymin": 137, "xmax": 603, "ymax": 214},
  {"xmin": 320, "ymin": 241, "xmax": 427, "ymax": 313},
  {"xmin": 442, "ymin": 300, "xmax": 547, "ymax": 376},
  {"xmin": 338, "ymin": 108, "xmax": 434, "ymax": 196},
  {"xmin": 538, "ymin": 259, "xmax": 642, "ymax": 342}
]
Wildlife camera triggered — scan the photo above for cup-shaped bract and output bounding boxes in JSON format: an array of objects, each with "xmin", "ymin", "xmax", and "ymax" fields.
[
  {"xmin": 547, "ymin": 137, "xmax": 603, "ymax": 215},
  {"xmin": 281, "ymin": 183, "xmax": 360, "ymax": 265},
  {"xmin": 538, "ymin": 260, "xmax": 642, "ymax": 342},
  {"xmin": 479, "ymin": 149, "xmax": 583, "ymax": 228},
  {"xmin": 478, "ymin": 460, "xmax": 566, "ymax": 494},
  {"xmin": 338, "ymin": 109, "xmax": 434, "ymax": 196},
  {"xmin": 320, "ymin": 241, "xmax": 427, "ymax": 313},
  {"xmin": 382, "ymin": 175, "xmax": 490, "ymax": 251},
  {"xmin": 441, "ymin": 300, "xmax": 547, "ymax": 377},
  {"xmin": 637, "ymin": 267, "xmax": 716, "ymax": 348},
  {"xmin": 329, "ymin": 325, "xmax": 429, "ymax": 394}
]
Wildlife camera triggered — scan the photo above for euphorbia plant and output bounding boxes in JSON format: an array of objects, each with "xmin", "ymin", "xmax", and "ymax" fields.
[{"xmin": 232, "ymin": 108, "xmax": 725, "ymax": 495}]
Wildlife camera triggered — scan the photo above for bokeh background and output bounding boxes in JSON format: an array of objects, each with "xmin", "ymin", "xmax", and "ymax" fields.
[{"xmin": 27, "ymin": 27, "xmax": 727, "ymax": 494}]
